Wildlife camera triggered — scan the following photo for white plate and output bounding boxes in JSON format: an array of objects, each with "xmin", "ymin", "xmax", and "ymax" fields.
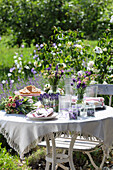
[{"xmin": 26, "ymin": 113, "xmax": 58, "ymax": 120}]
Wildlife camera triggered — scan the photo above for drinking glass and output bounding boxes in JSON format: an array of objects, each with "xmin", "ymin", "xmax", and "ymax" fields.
[{"xmin": 59, "ymin": 95, "xmax": 72, "ymax": 119}]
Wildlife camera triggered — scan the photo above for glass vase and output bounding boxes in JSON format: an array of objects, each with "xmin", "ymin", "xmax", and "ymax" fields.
[
  {"xmin": 77, "ymin": 93, "xmax": 84, "ymax": 104},
  {"xmin": 51, "ymin": 85, "xmax": 59, "ymax": 112},
  {"xmin": 51, "ymin": 85, "xmax": 58, "ymax": 93}
]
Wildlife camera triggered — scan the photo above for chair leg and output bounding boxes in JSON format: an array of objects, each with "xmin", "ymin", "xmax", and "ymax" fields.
[
  {"xmin": 51, "ymin": 134, "xmax": 56, "ymax": 170},
  {"xmin": 85, "ymin": 145, "xmax": 106, "ymax": 170}
]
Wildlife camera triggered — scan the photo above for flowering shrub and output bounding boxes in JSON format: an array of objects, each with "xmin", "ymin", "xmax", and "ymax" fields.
[
  {"xmin": 94, "ymin": 28, "xmax": 113, "ymax": 83},
  {"xmin": 0, "ymin": 95, "xmax": 35, "ymax": 114}
]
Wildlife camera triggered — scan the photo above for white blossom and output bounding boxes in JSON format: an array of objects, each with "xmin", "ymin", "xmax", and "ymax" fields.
[
  {"xmin": 90, "ymin": 80, "xmax": 97, "ymax": 84},
  {"xmin": 2, "ymin": 80, "xmax": 6, "ymax": 84},
  {"xmin": 14, "ymin": 60, "xmax": 18, "ymax": 64},
  {"xmin": 18, "ymin": 70, "xmax": 21, "ymax": 73},
  {"xmin": 58, "ymin": 43, "xmax": 61, "ymax": 46},
  {"xmin": 103, "ymin": 48, "xmax": 107, "ymax": 52},
  {"xmin": 13, "ymin": 56, "xmax": 17, "ymax": 59},
  {"xmin": 94, "ymin": 46, "xmax": 103, "ymax": 54},
  {"xmin": 18, "ymin": 57, "xmax": 22, "ymax": 60},
  {"xmin": 24, "ymin": 65, "xmax": 30, "ymax": 69},
  {"xmin": 8, "ymin": 73, "xmax": 12, "ymax": 77},
  {"xmin": 110, "ymin": 15, "xmax": 113, "ymax": 23},
  {"xmin": 11, "ymin": 80, "xmax": 14, "ymax": 83},
  {"xmin": 74, "ymin": 44, "xmax": 82, "ymax": 49},
  {"xmin": 88, "ymin": 61, "xmax": 94, "ymax": 68},
  {"xmin": 19, "ymin": 61, "xmax": 22, "ymax": 65},
  {"xmin": 17, "ymin": 64, "xmax": 20, "ymax": 69},
  {"xmin": 77, "ymin": 70, "xmax": 84, "ymax": 75},
  {"xmin": 103, "ymin": 81, "xmax": 108, "ymax": 84},
  {"xmin": 34, "ymin": 61, "xmax": 38, "ymax": 67}
]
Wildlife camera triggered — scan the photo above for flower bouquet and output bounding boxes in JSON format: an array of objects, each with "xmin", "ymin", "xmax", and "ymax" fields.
[
  {"xmin": 38, "ymin": 93, "xmax": 60, "ymax": 112},
  {"xmin": 71, "ymin": 71, "xmax": 93, "ymax": 104},
  {"xmin": 0, "ymin": 95, "xmax": 35, "ymax": 115},
  {"xmin": 43, "ymin": 64, "xmax": 64, "ymax": 93}
]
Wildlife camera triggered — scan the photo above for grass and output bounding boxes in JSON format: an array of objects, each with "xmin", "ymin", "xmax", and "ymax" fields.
[{"xmin": 0, "ymin": 36, "xmax": 35, "ymax": 69}]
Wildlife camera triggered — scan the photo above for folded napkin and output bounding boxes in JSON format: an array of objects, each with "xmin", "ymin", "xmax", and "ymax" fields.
[
  {"xmin": 72, "ymin": 96, "xmax": 104, "ymax": 107},
  {"xmin": 28, "ymin": 108, "xmax": 54, "ymax": 118},
  {"xmin": 84, "ymin": 97, "xmax": 104, "ymax": 107}
]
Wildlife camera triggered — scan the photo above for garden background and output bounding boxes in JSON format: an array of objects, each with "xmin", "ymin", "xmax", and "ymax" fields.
[{"xmin": 0, "ymin": 0, "xmax": 113, "ymax": 169}]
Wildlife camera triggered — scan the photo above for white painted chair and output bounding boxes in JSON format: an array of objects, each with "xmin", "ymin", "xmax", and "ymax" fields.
[{"xmin": 38, "ymin": 134, "xmax": 106, "ymax": 170}]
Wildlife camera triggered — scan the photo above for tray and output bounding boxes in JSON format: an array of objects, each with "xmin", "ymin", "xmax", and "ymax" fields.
[{"xmin": 14, "ymin": 91, "xmax": 43, "ymax": 96}]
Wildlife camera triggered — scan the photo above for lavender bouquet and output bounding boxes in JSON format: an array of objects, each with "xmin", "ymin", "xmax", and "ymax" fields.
[
  {"xmin": 71, "ymin": 71, "xmax": 92, "ymax": 103},
  {"xmin": 43, "ymin": 64, "xmax": 64, "ymax": 92}
]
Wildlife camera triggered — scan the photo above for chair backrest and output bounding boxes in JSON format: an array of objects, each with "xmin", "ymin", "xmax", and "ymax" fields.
[{"xmin": 91, "ymin": 84, "xmax": 113, "ymax": 106}]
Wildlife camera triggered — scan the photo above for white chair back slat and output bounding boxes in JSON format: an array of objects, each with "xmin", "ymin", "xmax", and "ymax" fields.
[{"xmin": 91, "ymin": 84, "xmax": 113, "ymax": 106}]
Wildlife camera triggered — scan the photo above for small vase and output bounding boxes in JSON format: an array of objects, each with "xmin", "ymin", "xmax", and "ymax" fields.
[
  {"xmin": 51, "ymin": 85, "xmax": 58, "ymax": 93},
  {"xmin": 77, "ymin": 93, "xmax": 84, "ymax": 104}
]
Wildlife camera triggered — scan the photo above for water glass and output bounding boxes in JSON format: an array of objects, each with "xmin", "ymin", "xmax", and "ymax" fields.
[
  {"xmin": 64, "ymin": 77, "xmax": 73, "ymax": 95},
  {"xmin": 59, "ymin": 95, "xmax": 72, "ymax": 119},
  {"xmin": 84, "ymin": 104, "xmax": 95, "ymax": 117}
]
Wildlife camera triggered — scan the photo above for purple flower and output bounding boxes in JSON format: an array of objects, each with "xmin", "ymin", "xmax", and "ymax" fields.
[
  {"xmin": 71, "ymin": 83, "xmax": 73, "ymax": 86},
  {"xmin": 21, "ymin": 44, "xmax": 24, "ymax": 48},
  {"xmin": 47, "ymin": 67, "xmax": 51, "ymax": 71},
  {"xmin": 20, "ymin": 54, "xmax": 23, "ymax": 57},
  {"xmin": 88, "ymin": 71, "xmax": 91, "ymax": 75},
  {"xmin": 82, "ymin": 82, "xmax": 86, "ymax": 88},
  {"xmin": 40, "ymin": 44, "xmax": 43, "ymax": 48},
  {"xmin": 0, "ymin": 37, "xmax": 1, "ymax": 40},
  {"xmin": 10, "ymin": 67, "xmax": 15, "ymax": 72},
  {"xmin": 53, "ymin": 43, "xmax": 56, "ymax": 47},
  {"xmin": 61, "ymin": 70, "xmax": 64, "ymax": 75},
  {"xmin": 77, "ymin": 84, "xmax": 81, "ymax": 88},
  {"xmin": 31, "ymin": 68, "xmax": 37, "ymax": 74},
  {"xmin": 36, "ymin": 44, "xmax": 39, "ymax": 47},
  {"xmin": 56, "ymin": 65, "xmax": 58, "ymax": 71},
  {"xmin": 85, "ymin": 71, "xmax": 88, "ymax": 74},
  {"xmin": 34, "ymin": 50, "xmax": 36, "ymax": 53},
  {"xmin": 49, "ymin": 64, "xmax": 52, "ymax": 67},
  {"xmin": 72, "ymin": 78, "xmax": 77, "ymax": 82},
  {"xmin": 55, "ymin": 72, "xmax": 58, "ymax": 77}
]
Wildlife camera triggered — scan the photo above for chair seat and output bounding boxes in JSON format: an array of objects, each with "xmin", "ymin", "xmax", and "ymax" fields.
[{"xmin": 38, "ymin": 136, "xmax": 100, "ymax": 151}]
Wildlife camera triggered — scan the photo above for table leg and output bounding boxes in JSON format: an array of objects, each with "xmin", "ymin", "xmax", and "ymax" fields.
[{"xmin": 68, "ymin": 133, "xmax": 77, "ymax": 170}]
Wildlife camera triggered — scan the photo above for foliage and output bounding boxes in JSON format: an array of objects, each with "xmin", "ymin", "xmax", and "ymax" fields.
[
  {"xmin": 94, "ymin": 28, "xmax": 113, "ymax": 83},
  {"xmin": 27, "ymin": 146, "xmax": 46, "ymax": 169},
  {"xmin": 0, "ymin": 143, "xmax": 23, "ymax": 169},
  {"xmin": 0, "ymin": 0, "xmax": 112, "ymax": 46}
]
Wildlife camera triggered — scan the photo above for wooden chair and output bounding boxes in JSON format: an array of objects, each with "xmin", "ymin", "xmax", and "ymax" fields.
[
  {"xmin": 38, "ymin": 84, "xmax": 113, "ymax": 170},
  {"xmin": 92, "ymin": 84, "xmax": 113, "ymax": 106},
  {"xmin": 38, "ymin": 135, "xmax": 105, "ymax": 170}
]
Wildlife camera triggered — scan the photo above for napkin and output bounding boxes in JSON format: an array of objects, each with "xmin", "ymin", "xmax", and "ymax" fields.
[
  {"xmin": 84, "ymin": 97, "xmax": 104, "ymax": 107},
  {"xmin": 28, "ymin": 108, "xmax": 54, "ymax": 118},
  {"xmin": 72, "ymin": 96, "xmax": 104, "ymax": 107}
]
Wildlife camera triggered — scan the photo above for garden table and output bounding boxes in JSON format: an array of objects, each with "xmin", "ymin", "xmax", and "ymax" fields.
[{"xmin": 0, "ymin": 106, "xmax": 113, "ymax": 169}]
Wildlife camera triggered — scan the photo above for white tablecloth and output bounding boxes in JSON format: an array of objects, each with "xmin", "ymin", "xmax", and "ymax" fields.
[{"xmin": 0, "ymin": 106, "xmax": 113, "ymax": 158}]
